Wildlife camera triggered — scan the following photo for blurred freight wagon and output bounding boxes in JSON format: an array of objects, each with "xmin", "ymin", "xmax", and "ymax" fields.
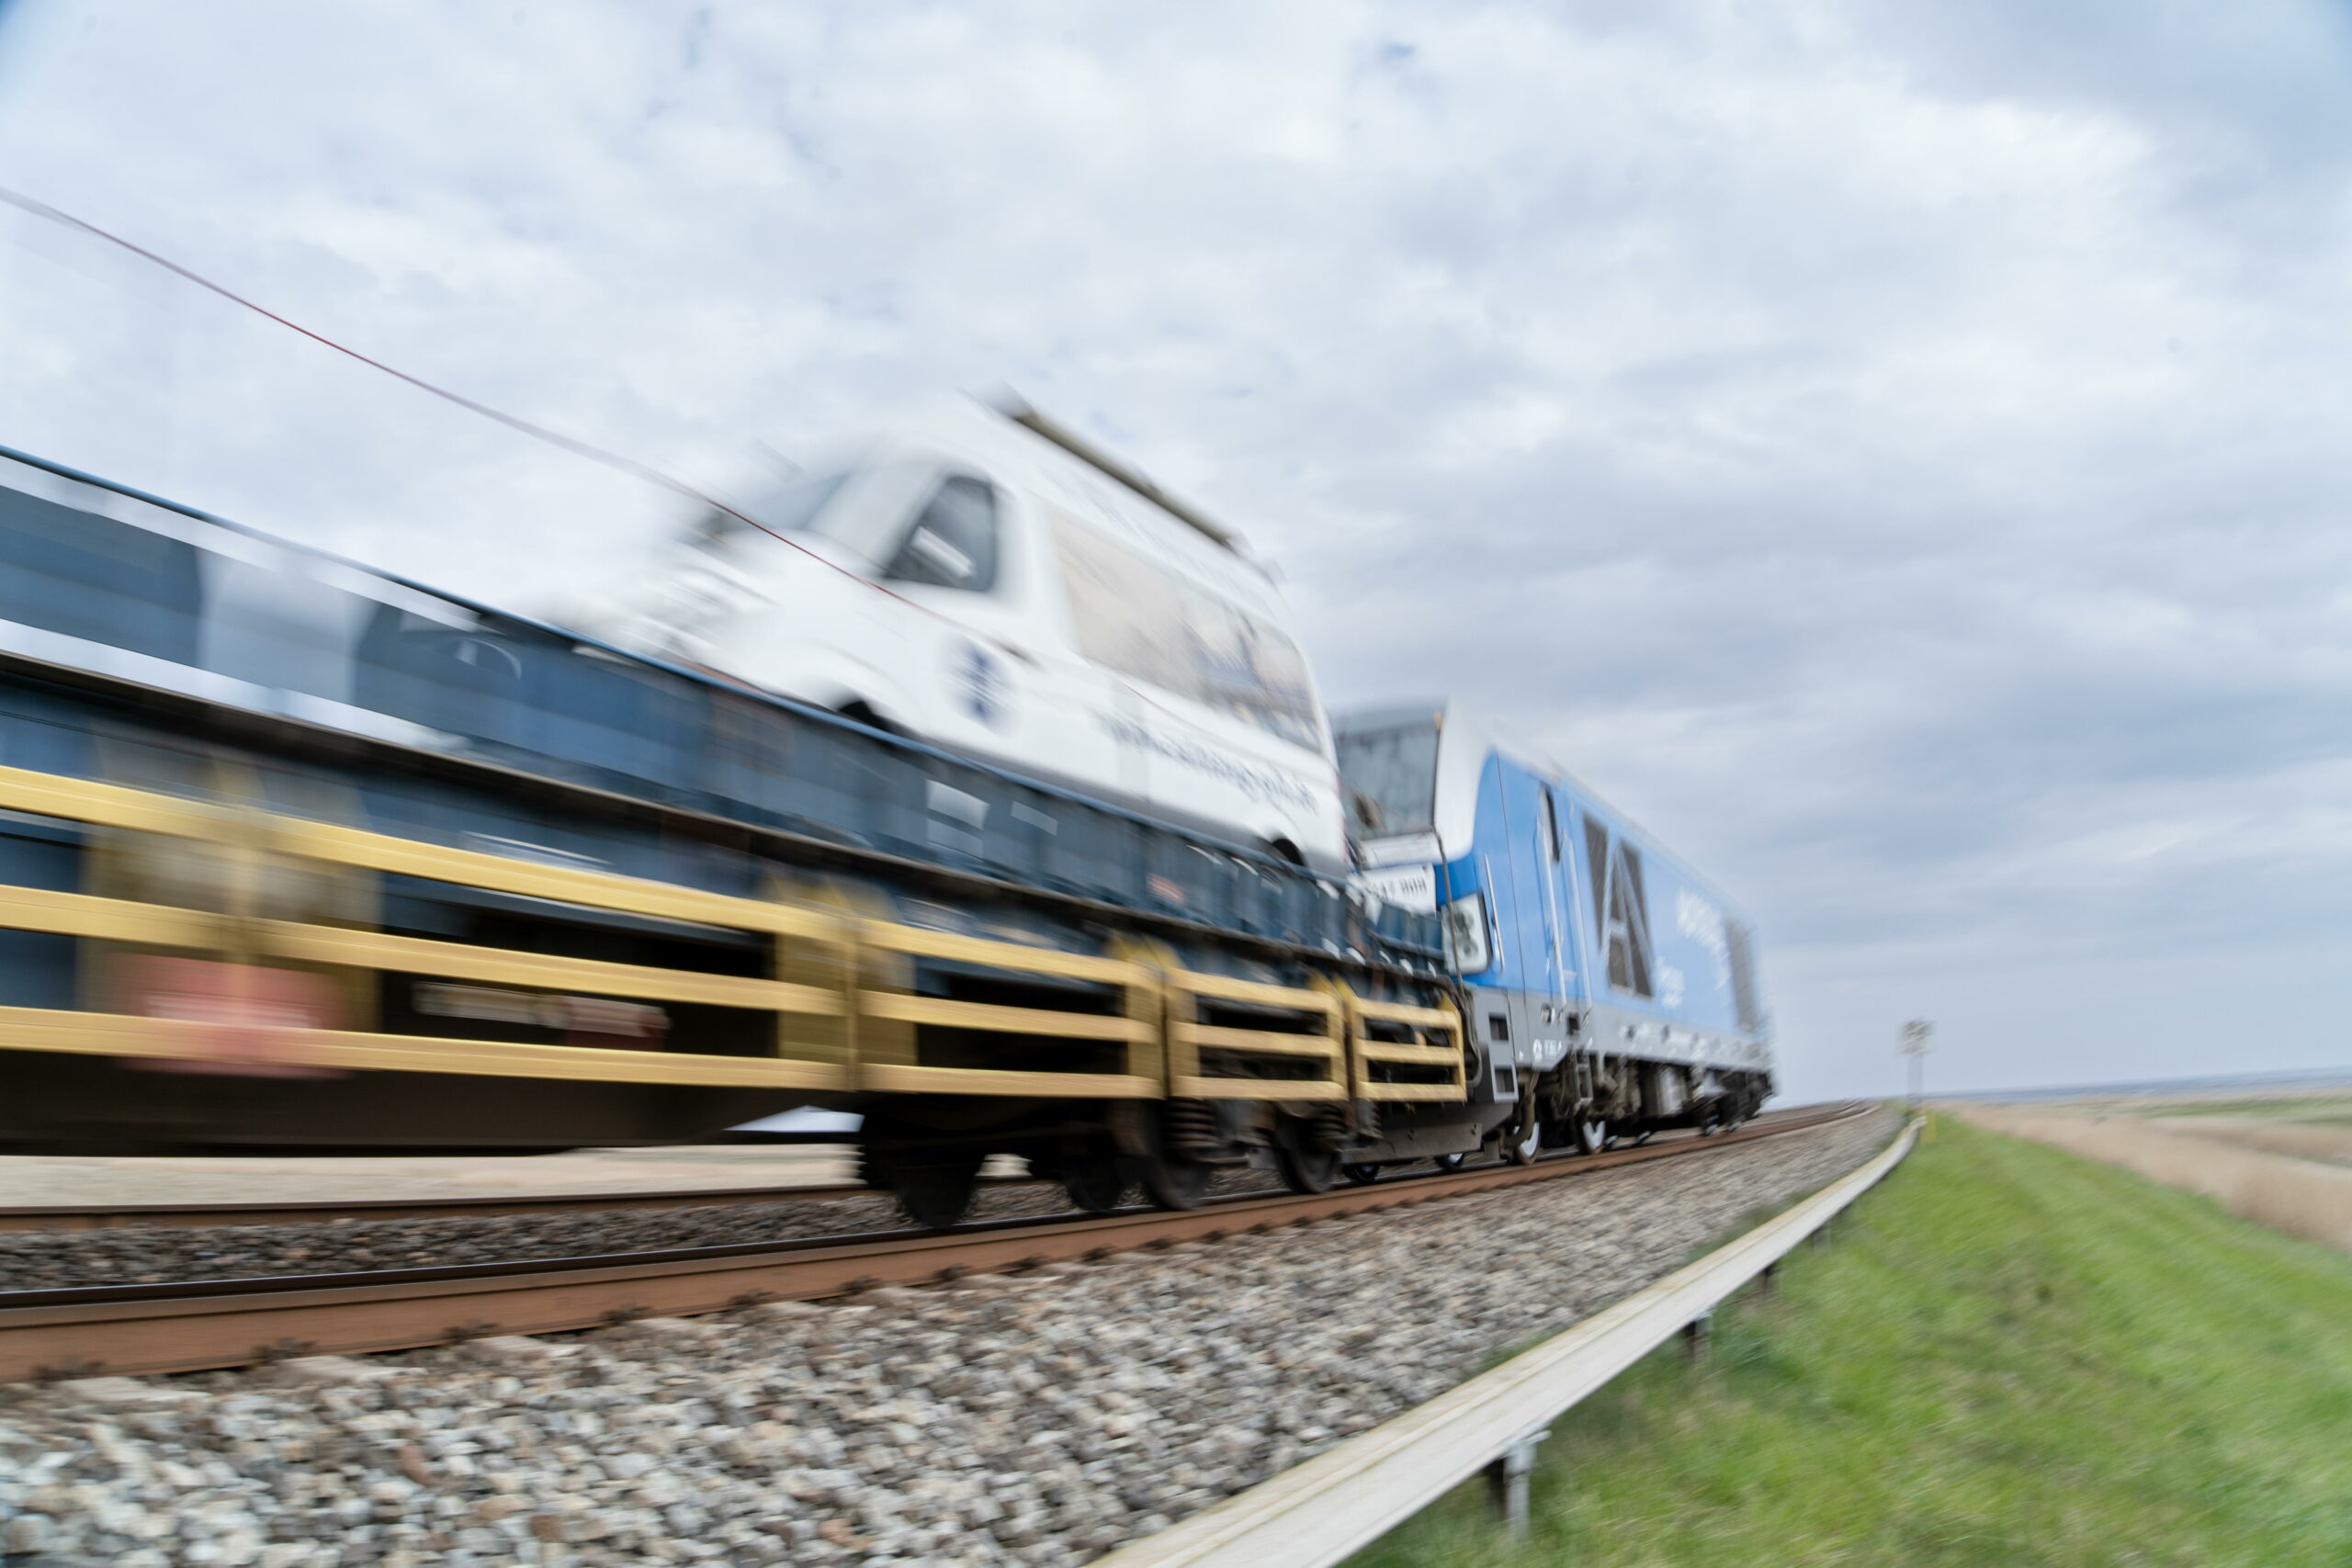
[{"xmin": 0, "ymin": 406, "xmax": 1770, "ymax": 1225}]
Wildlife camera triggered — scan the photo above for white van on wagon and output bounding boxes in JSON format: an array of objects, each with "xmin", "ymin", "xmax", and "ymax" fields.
[{"xmin": 578, "ymin": 399, "xmax": 1350, "ymax": 872}]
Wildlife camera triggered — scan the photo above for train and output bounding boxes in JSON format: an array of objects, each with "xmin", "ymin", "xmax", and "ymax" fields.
[
  {"xmin": 0, "ymin": 408, "xmax": 1771, "ymax": 1226},
  {"xmin": 1337, "ymin": 705, "xmax": 1772, "ymax": 1165}
]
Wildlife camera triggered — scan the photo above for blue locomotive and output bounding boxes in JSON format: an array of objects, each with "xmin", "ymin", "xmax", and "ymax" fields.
[{"xmin": 1337, "ymin": 704, "xmax": 1771, "ymax": 1163}]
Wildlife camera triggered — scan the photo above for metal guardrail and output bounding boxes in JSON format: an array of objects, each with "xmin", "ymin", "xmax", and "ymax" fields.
[{"xmin": 1096, "ymin": 1116, "xmax": 1918, "ymax": 1568}]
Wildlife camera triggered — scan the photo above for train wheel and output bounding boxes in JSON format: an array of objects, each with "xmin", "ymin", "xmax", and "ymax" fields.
[
  {"xmin": 890, "ymin": 1154, "xmax": 983, "ymax": 1230},
  {"xmin": 1138, "ymin": 1103, "xmax": 1215, "ymax": 1211},
  {"xmin": 1270, "ymin": 1106, "xmax": 1347, "ymax": 1195},
  {"xmin": 1430, "ymin": 1152, "xmax": 1468, "ymax": 1173},
  {"xmin": 1141, "ymin": 1152, "xmax": 1211, "ymax": 1210},
  {"xmin": 1502, "ymin": 1092, "xmax": 1542, "ymax": 1165},
  {"xmin": 1573, "ymin": 1117, "xmax": 1610, "ymax": 1156},
  {"xmin": 860, "ymin": 1112, "xmax": 985, "ymax": 1229},
  {"xmin": 1277, "ymin": 1145, "xmax": 1340, "ymax": 1193},
  {"xmin": 1061, "ymin": 1158, "xmax": 1129, "ymax": 1214},
  {"xmin": 1340, "ymin": 1162, "xmax": 1383, "ymax": 1185}
]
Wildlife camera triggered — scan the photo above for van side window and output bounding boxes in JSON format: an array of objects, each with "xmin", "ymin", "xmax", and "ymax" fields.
[
  {"xmin": 1049, "ymin": 513, "xmax": 1319, "ymax": 748},
  {"xmin": 884, "ymin": 477, "xmax": 998, "ymax": 592}
]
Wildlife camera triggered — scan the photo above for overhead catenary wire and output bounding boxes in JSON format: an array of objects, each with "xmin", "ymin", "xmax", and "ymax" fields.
[{"xmin": 0, "ymin": 181, "xmax": 945, "ymax": 620}]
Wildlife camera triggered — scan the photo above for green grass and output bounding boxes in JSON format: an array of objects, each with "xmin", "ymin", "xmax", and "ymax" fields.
[{"xmin": 1345, "ymin": 1121, "xmax": 2352, "ymax": 1568}]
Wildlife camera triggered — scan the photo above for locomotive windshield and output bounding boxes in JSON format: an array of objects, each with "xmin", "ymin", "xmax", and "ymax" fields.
[{"xmin": 1335, "ymin": 720, "xmax": 1440, "ymax": 836}]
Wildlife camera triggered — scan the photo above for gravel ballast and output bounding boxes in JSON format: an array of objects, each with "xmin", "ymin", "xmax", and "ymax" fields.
[{"xmin": 0, "ymin": 1111, "xmax": 1893, "ymax": 1566}]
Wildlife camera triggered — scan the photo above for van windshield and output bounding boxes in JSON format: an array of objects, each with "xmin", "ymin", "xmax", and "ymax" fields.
[
  {"xmin": 1335, "ymin": 722, "xmax": 1440, "ymax": 836},
  {"xmin": 700, "ymin": 471, "xmax": 851, "ymax": 545}
]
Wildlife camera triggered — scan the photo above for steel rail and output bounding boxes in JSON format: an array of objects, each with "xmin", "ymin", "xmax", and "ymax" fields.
[
  {"xmin": 0, "ymin": 1103, "xmax": 1867, "ymax": 1382},
  {"xmin": 1095, "ymin": 1113, "xmax": 1919, "ymax": 1568},
  {"xmin": 0, "ymin": 1181, "xmax": 877, "ymax": 1234}
]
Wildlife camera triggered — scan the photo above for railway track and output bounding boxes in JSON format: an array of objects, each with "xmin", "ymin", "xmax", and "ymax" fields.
[
  {"xmin": 0, "ymin": 1169, "xmax": 1018, "ymax": 1235},
  {"xmin": 0, "ymin": 1102, "xmax": 1868, "ymax": 1383}
]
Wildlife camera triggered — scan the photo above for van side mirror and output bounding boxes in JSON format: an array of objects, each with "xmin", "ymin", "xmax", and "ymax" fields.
[{"xmin": 899, "ymin": 525, "xmax": 975, "ymax": 583}]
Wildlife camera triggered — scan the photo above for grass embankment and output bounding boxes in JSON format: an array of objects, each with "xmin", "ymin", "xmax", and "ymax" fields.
[{"xmin": 1347, "ymin": 1120, "xmax": 2352, "ymax": 1567}]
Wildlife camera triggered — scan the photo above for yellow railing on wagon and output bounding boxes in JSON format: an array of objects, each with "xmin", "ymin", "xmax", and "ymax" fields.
[
  {"xmin": 0, "ymin": 762, "xmax": 856, "ymax": 1092},
  {"xmin": 1335, "ymin": 987, "xmax": 1469, "ymax": 1102},
  {"xmin": 0, "ymin": 762, "xmax": 1465, "ymax": 1106}
]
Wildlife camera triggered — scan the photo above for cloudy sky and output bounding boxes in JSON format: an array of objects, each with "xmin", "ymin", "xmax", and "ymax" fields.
[{"xmin": 2, "ymin": 1, "xmax": 2347, "ymax": 1101}]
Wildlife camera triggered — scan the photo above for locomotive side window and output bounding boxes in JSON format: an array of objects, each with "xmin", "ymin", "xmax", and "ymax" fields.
[
  {"xmin": 1726, "ymin": 918, "xmax": 1763, "ymax": 1032},
  {"xmin": 1582, "ymin": 818, "xmax": 1608, "ymax": 952},
  {"xmin": 884, "ymin": 476, "xmax": 1000, "ymax": 592}
]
